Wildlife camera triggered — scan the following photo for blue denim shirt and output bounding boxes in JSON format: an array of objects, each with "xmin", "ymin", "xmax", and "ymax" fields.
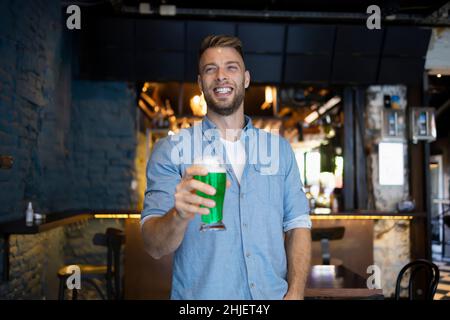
[{"xmin": 141, "ymin": 115, "xmax": 311, "ymax": 300}]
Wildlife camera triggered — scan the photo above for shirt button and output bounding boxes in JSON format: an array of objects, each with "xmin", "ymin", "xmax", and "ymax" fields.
[
  {"xmin": 250, "ymin": 283, "xmax": 255, "ymax": 288},
  {"xmin": 243, "ymin": 223, "xmax": 248, "ymax": 228},
  {"xmin": 246, "ymin": 252, "xmax": 251, "ymax": 258}
]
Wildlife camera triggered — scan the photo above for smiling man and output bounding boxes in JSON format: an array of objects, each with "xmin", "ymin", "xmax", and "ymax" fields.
[{"xmin": 141, "ymin": 35, "xmax": 312, "ymax": 300}]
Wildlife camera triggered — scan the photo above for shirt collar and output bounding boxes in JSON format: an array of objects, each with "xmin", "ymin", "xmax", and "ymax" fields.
[{"xmin": 202, "ymin": 114, "xmax": 253, "ymax": 141}]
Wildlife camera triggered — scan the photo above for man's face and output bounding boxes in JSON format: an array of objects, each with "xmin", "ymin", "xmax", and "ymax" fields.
[{"xmin": 198, "ymin": 47, "xmax": 250, "ymax": 116}]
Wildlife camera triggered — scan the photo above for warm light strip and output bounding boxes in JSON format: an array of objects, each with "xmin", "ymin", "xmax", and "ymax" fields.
[
  {"xmin": 311, "ymin": 215, "xmax": 413, "ymax": 220},
  {"xmin": 93, "ymin": 214, "xmax": 412, "ymax": 220},
  {"xmin": 94, "ymin": 214, "xmax": 131, "ymax": 219}
]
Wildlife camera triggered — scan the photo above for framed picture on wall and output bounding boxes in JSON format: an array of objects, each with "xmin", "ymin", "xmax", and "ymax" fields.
[
  {"xmin": 382, "ymin": 109, "xmax": 405, "ymax": 140},
  {"xmin": 410, "ymin": 107, "xmax": 437, "ymax": 143}
]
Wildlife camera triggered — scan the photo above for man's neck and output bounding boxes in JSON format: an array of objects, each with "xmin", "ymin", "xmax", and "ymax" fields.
[{"xmin": 206, "ymin": 107, "xmax": 245, "ymax": 141}]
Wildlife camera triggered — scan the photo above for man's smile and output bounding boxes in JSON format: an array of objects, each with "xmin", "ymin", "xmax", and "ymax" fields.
[{"xmin": 212, "ymin": 86, "xmax": 234, "ymax": 99}]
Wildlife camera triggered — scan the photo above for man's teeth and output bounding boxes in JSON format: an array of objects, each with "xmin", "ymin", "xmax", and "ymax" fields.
[{"xmin": 214, "ymin": 87, "xmax": 232, "ymax": 93}]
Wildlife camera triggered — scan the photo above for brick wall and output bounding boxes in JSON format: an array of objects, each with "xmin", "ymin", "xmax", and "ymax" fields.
[{"xmin": 0, "ymin": 1, "xmax": 139, "ymax": 299}]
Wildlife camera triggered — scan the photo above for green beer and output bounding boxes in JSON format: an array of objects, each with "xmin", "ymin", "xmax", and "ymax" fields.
[{"xmin": 193, "ymin": 157, "xmax": 227, "ymax": 231}]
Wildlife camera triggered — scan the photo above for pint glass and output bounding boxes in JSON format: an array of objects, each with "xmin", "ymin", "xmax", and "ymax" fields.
[{"xmin": 193, "ymin": 157, "xmax": 227, "ymax": 231}]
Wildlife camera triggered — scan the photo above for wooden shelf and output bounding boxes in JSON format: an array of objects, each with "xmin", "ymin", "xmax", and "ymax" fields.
[{"xmin": 0, "ymin": 209, "xmax": 141, "ymax": 235}]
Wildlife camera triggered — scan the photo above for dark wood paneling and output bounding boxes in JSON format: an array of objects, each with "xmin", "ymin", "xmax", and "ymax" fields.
[
  {"xmin": 311, "ymin": 220, "xmax": 374, "ymax": 277},
  {"xmin": 124, "ymin": 219, "xmax": 172, "ymax": 299}
]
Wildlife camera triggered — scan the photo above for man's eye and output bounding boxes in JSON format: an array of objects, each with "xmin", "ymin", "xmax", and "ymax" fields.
[
  {"xmin": 228, "ymin": 66, "xmax": 238, "ymax": 71},
  {"xmin": 205, "ymin": 67, "xmax": 215, "ymax": 73}
]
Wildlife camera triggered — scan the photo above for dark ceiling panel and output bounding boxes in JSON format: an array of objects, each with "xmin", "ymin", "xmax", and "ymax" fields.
[
  {"xmin": 136, "ymin": 20, "xmax": 184, "ymax": 50},
  {"xmin": 135, "ymin": 51, "xmax": 184, "ymax": 81},
  {"xmin": 284, "ymin": 55, "xmax": 331, "ymax": 83},
  {"xmin": 245, "ymin": 54, "xmax": 282, "ymax": 83},
  {"xmin": 335, "ymin": 26, "xmax": 383, "ymax": 55},
  {"xmin": 382, "ymin": 27, "xmax": 432, "ymax": 57},
  {"xmin": 331, "ymin": 54, "xmax": 378, "ymax": 84},
  {"xmin": 88, "ymin": 18, "xmax": 135, "ymax": 49},
  {"xmin": 238, "ymin": 23, "xmax": 284, "ymax": 53},
  {"xmin": 287, "ymin": 25, "xmax": 335, "ymax": 54},
  {"xmin": 87, "ymin": 49, "xmax": 135, "ymax": 80},
  {"xmin": 187, "ymin": 21, "xmax": 236, "ymax": 51},
  {"xmin": 378, "ymin": 57, "xmax": 425, "ymax": 85}
]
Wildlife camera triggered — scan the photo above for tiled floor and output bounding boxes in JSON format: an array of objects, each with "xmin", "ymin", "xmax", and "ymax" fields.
[{"xmin": 434, "ymin": 261, "xmax": 450, "ymax": 300}]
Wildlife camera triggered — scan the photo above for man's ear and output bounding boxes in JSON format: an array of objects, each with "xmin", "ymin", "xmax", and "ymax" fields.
[{"xmin": 244, "ymin": 70, "xmax": 250, "ymax": 89}]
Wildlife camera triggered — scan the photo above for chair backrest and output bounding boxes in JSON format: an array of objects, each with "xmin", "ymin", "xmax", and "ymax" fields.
[
  {"xmin": 311, "ymin": 227, "xmax": 345, "ymax": 241},
  {"xmin": 394, "ymin": 259, "xmax": 440, "ymax": 300},
  {"xmin": 311, "ymin": 227, "xmax": 345, "ymax": 265},
  {"xmin": 92, "ymin": 227, "xmax": 125, "ymax": 299}
]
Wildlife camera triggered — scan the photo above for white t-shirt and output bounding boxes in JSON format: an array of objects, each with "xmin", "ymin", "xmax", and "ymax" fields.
[{"xmin": 220, "ymin": 138, "xmax": 246, "ymax": 184}]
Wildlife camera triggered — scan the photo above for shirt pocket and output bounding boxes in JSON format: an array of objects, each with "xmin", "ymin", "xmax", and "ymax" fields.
[{"xmin": 253, "ymin": 164, "xmax": 284, "ymax": 208}]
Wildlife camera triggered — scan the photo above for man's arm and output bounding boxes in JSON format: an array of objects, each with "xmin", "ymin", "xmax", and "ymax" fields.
[
  {"xmin": 141, "ymin": 165, "xmax": 222, "ymax": 259},
  {"xmin": 142, "ymin": 208, "xmax": 191, "ymax": 259},
  {"xmin": 284, "ymin": 227, "xmax": 311, "ymax": 300}
]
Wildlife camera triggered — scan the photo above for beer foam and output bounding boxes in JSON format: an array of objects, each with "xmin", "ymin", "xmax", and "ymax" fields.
[{"xmin": 194, "ymin": 156, "xmax": 226, "ymax": 173}]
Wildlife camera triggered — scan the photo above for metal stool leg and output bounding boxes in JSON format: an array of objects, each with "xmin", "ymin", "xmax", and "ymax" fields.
[
  {"xmin": 72, "ymin": 288, "xmax": 78, "ymax": 300},
  {"xmin": 321, "ymin": 238, "xmax": 331, "ymax": 265},
  {"xmin": 58, "ymin": 276, "xmax": 66, "ymax": 300}
]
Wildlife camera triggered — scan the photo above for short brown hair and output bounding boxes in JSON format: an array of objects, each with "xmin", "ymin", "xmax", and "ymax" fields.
[{"xmin": 199, "ymin": 35, "xmax": 244, "ymax": 62}]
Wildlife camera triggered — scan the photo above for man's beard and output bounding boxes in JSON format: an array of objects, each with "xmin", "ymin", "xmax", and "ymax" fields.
[{"xmin": 203, "ymin": 82, "xmax": 245, "ymax": 116}]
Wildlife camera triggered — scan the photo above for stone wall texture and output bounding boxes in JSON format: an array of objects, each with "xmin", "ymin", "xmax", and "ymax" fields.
[{"xmin": 365, "ymin": 85, "xmax": 411, "ymax": 297}]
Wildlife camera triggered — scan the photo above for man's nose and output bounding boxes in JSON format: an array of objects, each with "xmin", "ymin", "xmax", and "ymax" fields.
[{"xmin": 215, "ymin": 67, "xmax": 228, "ymax": 82}]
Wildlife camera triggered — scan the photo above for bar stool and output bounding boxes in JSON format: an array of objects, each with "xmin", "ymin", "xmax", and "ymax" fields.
[
  {"xmin": 57, "ymin": 227, "xmax": 125, "ymax": 300},
  {"xmin": 311, "ymin": 227, "xmax": 345, "ymax": 265}
]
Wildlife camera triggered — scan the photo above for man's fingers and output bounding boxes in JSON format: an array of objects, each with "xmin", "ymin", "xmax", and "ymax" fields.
[
  {"xmin": 185, "ymin": 179, "xmax": 216, "ymax": 195},
  {"xmin": 226, "ymin": 180, "xmax": 231, "ymax": 188},
  {"xmin": 183, "ymin": 193, "xmax": 216, "ymax": 208},
  {"xmin": 178, "ymin": 202, "xmax": 210, "ymax": 215},
  {"xmin": 183, "ymin": 165, "xmax": 208, "ymax": 179}
]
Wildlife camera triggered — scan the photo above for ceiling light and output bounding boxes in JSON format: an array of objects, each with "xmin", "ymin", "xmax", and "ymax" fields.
[
  {"xmin": 304, "ymin": 111, "xmax": 319, "ymax": 124},
  {"xmin": 318, "ymin": 96, "xmax": 341, "ymax": 115},
  {"xmin": 265, "ymin": 86, "xmax": 273, "ymax": 104}
]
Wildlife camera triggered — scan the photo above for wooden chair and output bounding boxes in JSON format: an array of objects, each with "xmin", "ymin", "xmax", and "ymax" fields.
[
  {"xmin": 57, "ymin": 228, "xmax": 125, "ymax": 300},
  {"xmin": 394, "ymin": 259, "xmax": 440, "ymax": 300}
]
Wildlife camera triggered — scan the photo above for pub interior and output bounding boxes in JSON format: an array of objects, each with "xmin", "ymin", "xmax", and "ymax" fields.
[{"xmin": 1, "ymin": 0, "xmax": 450, "ymax": 301}]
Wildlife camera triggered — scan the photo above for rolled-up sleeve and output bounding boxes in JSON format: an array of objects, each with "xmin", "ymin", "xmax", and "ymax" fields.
[
  {"xmin": 281, "ymin": 139, "xmax": 312, "ymax": 232},
  {"xmin": 141, "ymin": 137, "xmax": 181, "ymax": 224}
]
